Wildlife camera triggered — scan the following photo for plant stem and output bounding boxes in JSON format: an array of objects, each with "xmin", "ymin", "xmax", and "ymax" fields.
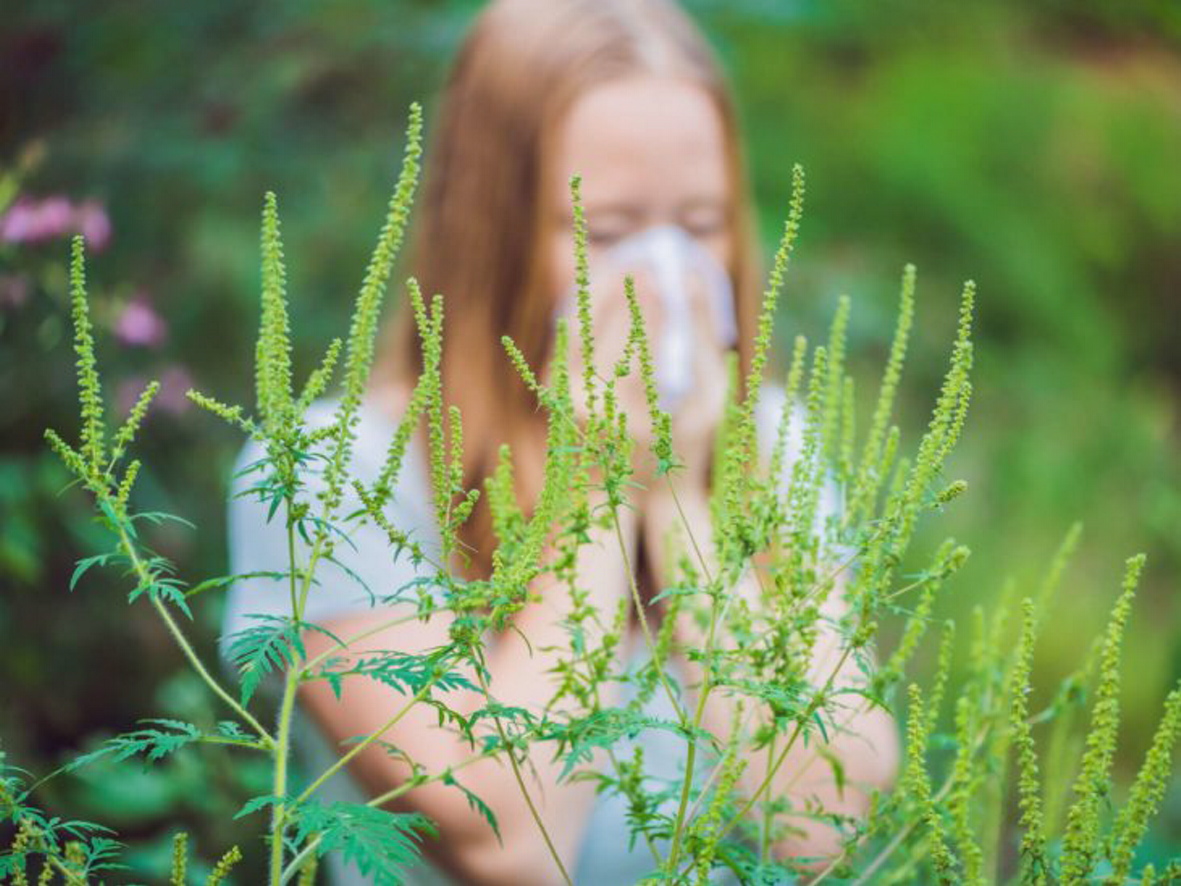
[
  {"xmin": 677, "ymin": 702, "xmax": 760, "ymax": 832},
  {"xmin": 474, "ymin": 668, "xmax": 574, "ymax": 886},
  {"xmin": 277, "ymin": 749, "xmax": 495, "ymax": 885},
  {"xmin": 664, "ymin": 562, "xmax": 726, "ymax": 871},
  {"xmin": 268, "ymin": 670, "xmax": 300, "ymax": 886},
  {"xmin": 287, "ymin": 516, "xmax": 300, "ymax": 620},
  {"xmin": 760, "ymin": 732, "xmax": 778, "ymax": 861},
  {"xmin": 717, "ymin": 644, "xmax": 856, "ymax": 847},
  {"xmin": 302, "ymin": 606, "xmax": 453, "ymax": 673},
  {"xmin": 270, "ymin": 481, "xmax": 321, "ymax": 884},
  {"xmin": 665, "ymin": 682, "xmax": 709, "ymax": 874},
  {"xmin": 294, "ymin": 675, "xmax": 441, "ymax": 805},
  {"xmin": 611, "ymin": 508, "xmax": 686, "ymax": 724},
  {"xmin": 664, "ymin": 475, "xmax": 714, "ymax": 586},
  {"xmin": 113, "ymin": 508, "xmax": 276, "ymax": 745}
]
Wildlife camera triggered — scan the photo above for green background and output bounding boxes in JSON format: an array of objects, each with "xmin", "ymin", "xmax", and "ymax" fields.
[{"xmin": 2, "ymin": 0, "xmax": 1178, "ymax": 879}]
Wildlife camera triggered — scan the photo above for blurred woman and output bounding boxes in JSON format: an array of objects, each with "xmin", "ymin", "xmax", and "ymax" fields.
[{"xmin": 223, "ymin": 0, "xmax": 898, "ymax": 882}]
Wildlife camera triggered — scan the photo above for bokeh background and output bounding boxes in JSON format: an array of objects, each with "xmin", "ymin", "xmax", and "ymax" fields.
[{"xmin": 2, "ymin": 0, "xmax": 1179, "ymax": 880}]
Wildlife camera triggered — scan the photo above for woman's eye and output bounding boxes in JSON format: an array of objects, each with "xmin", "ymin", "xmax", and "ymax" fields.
[
  {"xmin": 588, "ymin": 228, "xmax": 627, "ymax": 247},
  {"xmin": 680, "ymin": 205, "xmax": 728, "ymax": 240},
  {"xmin": 689, "ymin": 221, "xmax": 723, "ymax": 239}
]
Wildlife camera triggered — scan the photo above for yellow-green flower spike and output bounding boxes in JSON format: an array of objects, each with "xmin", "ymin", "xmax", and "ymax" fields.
[
  {"xmin": 257, "ymin": 190, "xmax": 293, "ymax": 432},
  {"xmin": 569, "ymin": 174, "xmax": 597, "ymax": 421},
  {"xmin": 1009, "ymin": 599, "xmax": 1048, "ymax": 885},
  {"xmin": 1060, "ymin": 553, "xmax": 1145, "ymax": 882},
  {"xmin": 170, "ymin": 831, "xmax": 189, "ymax": 886},
  {"xmin": 110, "ymin": 379, "xmax": 160, "ymax": 469},
  {"xmin": 204, "ymin": 845, "xmax": 243, "ymax": 885},
  {"xmin": 623, "ymin": 275, "xmax": 672, "ymax": 472},
  {"xmin": 849, "ymin": 263, "xmax": 915, "ymax": 525},
  {"xmin": 323, "ymin": 102, "xmax": 423, "ymax": 521},
  {"xmin": 296, "ymin": 336, "xmax": 343, "ymax": 415},
  {"xmin": 1105, "ymin": 682, "xmax": 1181, "ymax": 880},
  {"xmin": 69, "ymin": 235, "xmax": 106, "ymax": 475}
]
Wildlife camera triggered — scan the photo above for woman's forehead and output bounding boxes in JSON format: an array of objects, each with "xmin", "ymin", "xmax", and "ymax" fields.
[{"xmin": 552, "ymin": 74, "xmax": 730, "ymax": 211}]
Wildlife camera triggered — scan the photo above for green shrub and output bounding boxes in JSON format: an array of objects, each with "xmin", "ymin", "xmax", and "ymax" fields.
[{"xmin": 4, "ymin": 103, "xmax": 1178, "ymax": 885}]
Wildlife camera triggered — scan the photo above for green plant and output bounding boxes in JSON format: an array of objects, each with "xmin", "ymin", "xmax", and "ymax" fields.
[{"xmin": 3, "ymin": 102, "xmax": 1178, "ymax": 884}]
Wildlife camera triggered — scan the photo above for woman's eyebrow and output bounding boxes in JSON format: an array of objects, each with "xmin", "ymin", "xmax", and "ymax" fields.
[
  {"xmin": 581, "ymin": 201, "xmax": 645, "ymax": 220},
  {"xmin": 676, "ymin": 194, "xmax": 730, "ymax": 212}
]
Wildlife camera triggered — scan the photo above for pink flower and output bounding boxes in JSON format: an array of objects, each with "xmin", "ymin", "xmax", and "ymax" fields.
[
  {"xmin": 75, "ymin": 200, "xmax": 112, "ymax": 251},
  {"xmin": 113, "ymin": 291, "xmax": 168, "ymax": 348},
  {"xmin": 115, "ymin": 365, "xmax": 194, "ymax": 420},
  {"xmin": 156, "ymin": 365, "xmax": 194, "ymax": 415},
  {"xmin": 0, "ymin": 195, "xmax": 111, "ymax": 251},
  {"xmin": 115, "ymin": 374, "xmax": 151, "ymax": 418},
  {"xmin": 0, "ymin": 196, "xmax": 72, "ymax": 242}
]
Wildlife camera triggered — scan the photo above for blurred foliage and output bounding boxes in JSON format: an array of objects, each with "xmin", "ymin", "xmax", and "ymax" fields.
[{"xmin": 1, "ymin": 0, "xmax": 1178, "ymax": 878}]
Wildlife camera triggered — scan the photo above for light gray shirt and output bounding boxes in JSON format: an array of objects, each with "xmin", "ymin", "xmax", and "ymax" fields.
[{"xmin": 221, "ymin": 385, "xmax": 840, "ymax": 885}]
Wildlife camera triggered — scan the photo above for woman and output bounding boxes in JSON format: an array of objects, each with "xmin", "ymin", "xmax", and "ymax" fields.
[{"xmin": 223, "ymin": 0, "xmax": 898, "ymax": 882}]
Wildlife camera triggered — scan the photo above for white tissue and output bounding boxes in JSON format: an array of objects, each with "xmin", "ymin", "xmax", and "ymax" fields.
[{"xmin": 555, "ymin": 225, "xmax": 735, "ymax": 411}]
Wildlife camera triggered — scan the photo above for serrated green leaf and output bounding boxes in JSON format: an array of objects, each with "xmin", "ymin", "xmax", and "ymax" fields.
[
  {"xmin": 70, "ymin": 551, "xmax": 118, "ymax": 592},
  {"xmin": 293, "ymin": 801, "xmax": 435, "ymax": 880},
  {"xmin": 129, "ymin": 511, "xmax": 196, "ymax": 530},
  {"xmin": 442, "ymin": 771, "xmax": 500, "ymax": 843},
  {"xmin": 225, "ymin": 614, "xmax": 305, "ymax": 704},
  {"xmin": 65, "ymin": 719, "xmax": 203, "ymax": 772},
  {"xmin": 185, "ymin": 570, "xmax": 288, "ymax": 599},
  {"xmin": 234, "ymin": 794, "xmax": 284, "ymax": 820}
]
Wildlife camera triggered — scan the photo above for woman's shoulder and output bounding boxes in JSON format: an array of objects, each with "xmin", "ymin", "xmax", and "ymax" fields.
[
  {"xmin": 222, "ymin": 383, "xmax": 439, "ymax": 653},
  {"xmin": 229, "ymin": 385, "xmax": 417, "ymax": 488},
  {"xmin": 225, "ymin": 384, "xmax": 435, "ymax": 564}
]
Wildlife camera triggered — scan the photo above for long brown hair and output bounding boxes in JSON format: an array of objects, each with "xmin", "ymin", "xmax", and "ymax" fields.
[{"xmin": 372, "ymin": 0, "xmax": 761, "ymax": 580}]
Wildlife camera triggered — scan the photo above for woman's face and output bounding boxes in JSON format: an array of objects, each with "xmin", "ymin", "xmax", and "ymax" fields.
[{"xmin": 548, "ymin": 74, "xmax": 733, "ymax": 299}]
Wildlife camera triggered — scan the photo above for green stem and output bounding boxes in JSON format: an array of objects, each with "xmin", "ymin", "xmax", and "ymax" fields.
[
  {"xmin": 268, "ymin": 670, "xmax": 300, "ymax": 886},
  {"xmin": 716, "ymin": 643, "xmax": 856, "ymax": 849},
  {"xmin": 108, "ymin": 501, "xmax": 273, "ymax": 745},
  {"xmin": 474, "ymin": 668, "xmax": 574, "ymax": 886},
  {"xmin": 661, "ymin": 478, "xmax": 740, "ymax": 872},
  {"xmin": 288, "ymin": 515, "xmax": 300, "ymax": 620},
  {"xmin": 277, "ymin": 749, "xmax": 496, "ymax": 885},
  {"xmin": 611, "ymin": 508, "xmax": 686, "ymax": 724},
  {"xmin": 302, "ymin": 605, "xmax": 454, "ymax": 674},
  {"xmin": 143, "ymin": 584, "xmax": 273, "ymax": 746},
  {"xmin": 664, "ymin": 565, "xmax": 727, "ymax": 872},
  {"xmin": 664, "ymin": 475, "xmax": 715, "ymax": 586},
  {"xmin": 271, "ymin": 480, "xmax": 325, "ymax": 883},
  {"xmin": 759, "ymin": 733, "xmax": 778, "ymax": 861},
  {"xmin": 665, "ymin": 688, "xmax": 707, "ymax": 873},
  {"xmin": 294, "ymin": 674, "xmax": 440, "ymax": 805},
  {"xmin": 676, "ymin": 703, "xmax": 759, "ymax": 835}
]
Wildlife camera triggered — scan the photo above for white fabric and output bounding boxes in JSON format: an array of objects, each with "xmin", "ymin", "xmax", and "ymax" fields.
[{"xmin": 221, "ymin": 384, "xmax": 842, "ymax": 884}]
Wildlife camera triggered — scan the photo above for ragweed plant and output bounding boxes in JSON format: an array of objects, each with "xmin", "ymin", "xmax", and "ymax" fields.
[{"xmin": 6, "ymin": 102, "xmax": 1179, "ymax": 884}]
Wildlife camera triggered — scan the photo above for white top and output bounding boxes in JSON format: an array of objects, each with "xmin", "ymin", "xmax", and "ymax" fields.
[{"xmin": 221, "ymin": 384, "xmax": 842, "ymax": 885}]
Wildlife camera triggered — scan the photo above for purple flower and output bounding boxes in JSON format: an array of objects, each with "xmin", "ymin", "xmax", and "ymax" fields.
[
  {"xmin": 114, "ymin": 291, "xmax": 168, "ymax": 348},
  {"xmin": 0, "ymin": 195, "xmax": 111, "ymax": 251},
  {"xmin": 156, "ymin": 365, "xmax": 194, "ymax": 415},
  {"xmin": 0, "ymin": 196, "xmax": 72, "ymax": 243},
  {"xmin": 116, "ymin": 374, "xmax": 150, "ymax": 418},
  {"xmin": 75, "ymin": 200, "xmax": 112, "ymax": 251},
  {"xmin": 115, "ymin": 365, "xmax": 193, "ymax": 420}
]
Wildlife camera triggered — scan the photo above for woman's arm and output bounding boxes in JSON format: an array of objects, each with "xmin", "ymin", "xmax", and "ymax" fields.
[
  {"xmin": 296, "ymin": 485, "xmax": 639, "ymax": 886},
  {"xmin": 641, "ymin": 480, "xmax": 899, "ymax": 866}
]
